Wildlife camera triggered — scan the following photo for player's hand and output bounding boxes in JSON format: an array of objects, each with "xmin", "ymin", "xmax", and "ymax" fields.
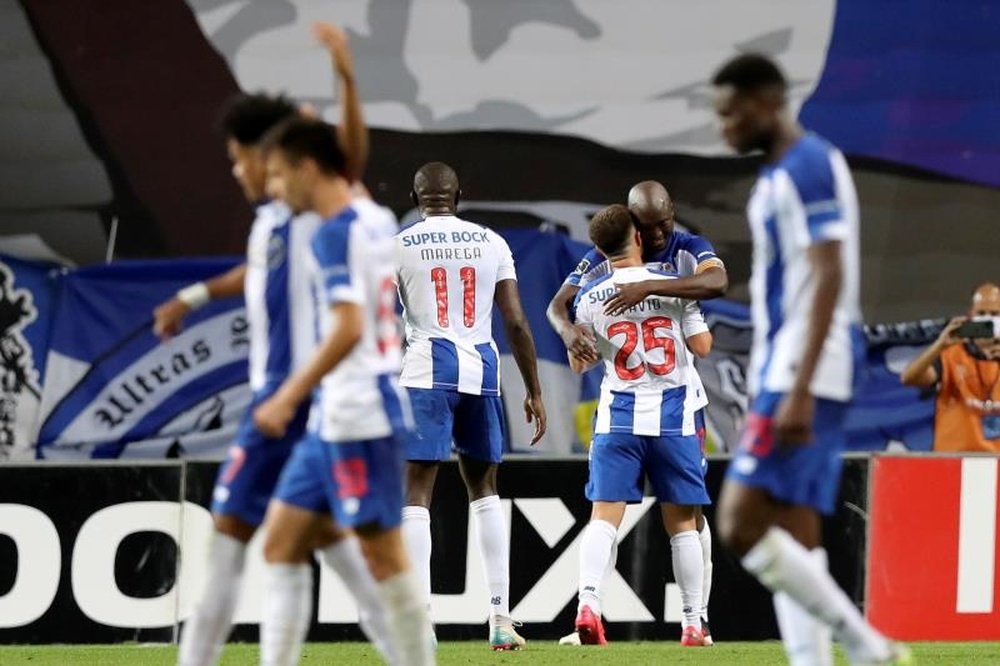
[
  {"xmin": 561, "ymin": 325, "xmax": 598, "ymax": 364},
  {"xmin": 603, "ymin": 281, "xmax": 654, "ymax": 317},
  {"xmin": 936, "ymin": 316, "xmax": 966, "ymax": 348},
  {"xmin": 152, "ymin": 298, "xmax": 190, "ymax": 340},
  {"xmin": 524, "ymin": 394, "xmax": 547, "ymax": 445},
  {"xmin": 253, "ymin": 394, "xmax": 296, "ymax": 439},
  {"xmin": 773, "ymin": 389, "xmax": 814, "ymax": 447},
  {"xmin": 313, "ymin": 22, "xmax": 355, "ymax": 81}
]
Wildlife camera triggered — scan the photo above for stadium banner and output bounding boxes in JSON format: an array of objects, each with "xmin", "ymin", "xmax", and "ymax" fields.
[
  {"xmin": 0, "ymin": 255, "xmax": 61, "ymax": 461},
  {"xmin": 867, "ymin": 455, "xmax": 1000, "ymax": 640},
  {"xmin": 34, "ymin": 258, "xmax": 249, "ymax": 460},
  {"xmin": 0, "ymin": 457, "xmax": 869, "ymax": 644}
]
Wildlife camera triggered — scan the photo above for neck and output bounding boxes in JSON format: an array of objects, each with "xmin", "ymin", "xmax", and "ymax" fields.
[
  {"xmin": 313, "ymin": 178, "xmax": 353, "ymax": 219},
  {"xmin": 421, "ymin": 206, "xmax": 456, "ymax": 218},
  {"xmin": 609, "ymin": 250, "xmax": 643, "ymax": 269},
  {"xmin": 765, "ymin": 114, "xmax": 804, "ymax": 163}
]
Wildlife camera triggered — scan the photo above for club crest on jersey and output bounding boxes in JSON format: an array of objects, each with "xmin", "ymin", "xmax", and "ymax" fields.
[{"xmin": 267, "ymin": 234, "xmax": 286, "ymax": 270}]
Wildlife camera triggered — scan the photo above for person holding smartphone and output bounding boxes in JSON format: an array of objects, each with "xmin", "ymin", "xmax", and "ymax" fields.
[{"xmin": 901, "ymin": 282, "xmax": 1000, "ymax": 452}]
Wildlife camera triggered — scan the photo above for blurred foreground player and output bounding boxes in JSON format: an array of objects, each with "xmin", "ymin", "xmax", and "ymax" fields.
[
  {"xmin": 396, "ymin": 162, "xmax": 546, "ymax": 649},
  {"xmin": 711, "ymin": 54, "xmax": 910, "ymax": 665},
  {"xmin": 254, "ymin": 118, "xmax": 434, "ymax": 665},
  {"xmin": 566, "ymin": 205, "xmax": 713, "ymax": 647},
  {"xmin": 154, "ymin": 25, "xmax": 391, "ymax": 666}
]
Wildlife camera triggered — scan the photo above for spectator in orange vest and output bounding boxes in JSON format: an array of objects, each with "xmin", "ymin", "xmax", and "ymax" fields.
[{"xmin": 901, "ymin": 283, "xmax": 1000, "ymax": 452}]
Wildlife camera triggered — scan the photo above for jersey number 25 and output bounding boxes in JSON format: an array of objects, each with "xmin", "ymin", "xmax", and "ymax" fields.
[{"xmin": 608, "ymin": 316, "xmax": 676, "ymax": 380}]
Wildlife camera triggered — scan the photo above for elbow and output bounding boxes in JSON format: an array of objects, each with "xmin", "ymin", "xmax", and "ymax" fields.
[{"xmin": 707, "ymin": 272, "xmax": 729, "ymax": 298}]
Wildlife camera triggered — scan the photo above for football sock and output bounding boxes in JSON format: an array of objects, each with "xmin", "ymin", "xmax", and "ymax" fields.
[
  {"xmin": 178, "ymin": 532, "xmax": 246, "ymax": 666},
  {"xmin": 260, "ymin": 563, "xmax": 313, "ymax": 666},
  {"xmin": 743, "ymin": 527, "xmax": 889, "ymax": 663},
  {"xmin": 670, "ymin": 530, "xmax": 704, "ymax": 630},
  {"xmin": 578, "ymin": 519, "xmax": 618, "ymax": 616},
  {"xmin": 377, "ymin": 570, "xmax": 436, "ymax": 666},
  {"xmin": 773, "ymin": 548, "xmax": 833, "ymax": 666},
  {"xmin": 470, "ymin": 495, "xmax": 511, "ymax": 619},
  {"xmin": 320, "ymin": 536, "xmax": 395, "ymax": 664},
  {"xmin": 401, "ymin": 506, "xmax": 433, "ymax": 608},
  {"xmin": 698, "ymin": 519, "xmax": 713, "ymax": 621}
]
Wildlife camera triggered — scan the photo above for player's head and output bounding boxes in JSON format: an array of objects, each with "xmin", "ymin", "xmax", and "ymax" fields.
[
  {"xmin": 712, "ymin": 54, "xmax": 788, "ymax": 155},
  {"xmin": 627, "ymin": 180, "xmax": 674, "ymax": 255},
  {"xmin": 261, "ymin": 118, "xmax": 348, "ymax": 214},
  {"xmin": 411, "ymin": 162, "xmax": 461, "ymax": 216},
  {"xmin": 971, "ymin": 283, "xmax": 1000, "ymax": 317},
  {"xmin": 589, "ymin": 204, "xmax": 641, "ymax": 262},
  {"xmin": 220, "ymin": 93, "xmax": 298, "ymax": 202}
]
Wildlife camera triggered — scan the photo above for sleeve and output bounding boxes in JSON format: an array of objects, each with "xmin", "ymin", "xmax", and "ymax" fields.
[
  {"xmin": 681, "ymin": 299, "xmax": 709, "ymax": 338},
  {"xmin": 563, "ymin": 247, "xmax": 604, "ymax": 287},
  {"xmin": 785, "ymin": 145, "xmax": 847, "ymax": 244},
  {"xmin": 490, "ymin": 230, "xmax": 517, "ymax": 282},
  {"xmin": 679, "ymin": 234, "xmax": 725, "ymax": 273},
  {"xmin": 572, "ymin": 288, "xmax": 594, "ymax": 327},
  {"xmin": 311, "ymin": 222, "xmax": 363, "ymax": 306}
]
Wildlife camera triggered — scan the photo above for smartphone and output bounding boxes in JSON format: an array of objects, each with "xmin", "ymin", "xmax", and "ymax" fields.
[{"xmin": 956, "ymin": 319, "xmax": 996, "ymax": 339}]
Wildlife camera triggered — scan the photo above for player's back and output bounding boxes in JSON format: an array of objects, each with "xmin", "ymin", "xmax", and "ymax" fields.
[
  {"xmin": 575, "ymin": 266, "xmax": 707, "ymax": 436},
  {"xmin": 395, "ymin": 214, "xmax": 515, "ymax": 396},
  {"xmin": 244, "ymin": 200, "xmax": 321, "ymax": 395},
  {"xmin": 307, "ymin": 198, "xmax": 407, "ymax": 442}
]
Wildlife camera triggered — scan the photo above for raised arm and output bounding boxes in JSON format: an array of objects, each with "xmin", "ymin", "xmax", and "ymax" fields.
[
  {"xmin": 152, "ymin": 263, "xmax": 247, "ymax": 340},
  {"xmin": 496, "ymin": 279, "xmax": 547, "ymax": 445},
  {"xmin": 546, "ymin": 282, "xmax": 598, "ymax": 363},
  {"xmin": 900, "ymin": 317, "xmax": 965, "ymax": 387},
  {"xmin": 314, "ymin": 22, "xmax": 368, "ymax": 182}
]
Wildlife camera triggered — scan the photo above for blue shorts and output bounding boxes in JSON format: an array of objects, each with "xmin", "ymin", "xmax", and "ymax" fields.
[
  {"xmin": 270, "ymin": 436, "xmax": 333, "ymax": 515},
  {"xmin": 586, "ymin": 431, "xmax": 710, "ymax": 505},
  {"xmin": 694, "ymin": 409, "xmax": 708, "ymax": 476},
  {"xmin": 210, "ymin": 392, "xmax": 311, "ymax": 525},
  {"xmin": 276, "ymin": 432, "xmax": 405, "ymax": 530},
  {"xmin": 407, "ymin": 388, "xmax": 505, "ymax": 463},
  {"xmin": 726, "ymin": 391, "xmax": 847, "ymax": 514}
]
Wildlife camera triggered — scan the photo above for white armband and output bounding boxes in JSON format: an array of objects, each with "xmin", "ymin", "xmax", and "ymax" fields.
[{"xmin": 177, "ymin": 282, "xmax": 210, "ymax": 310}]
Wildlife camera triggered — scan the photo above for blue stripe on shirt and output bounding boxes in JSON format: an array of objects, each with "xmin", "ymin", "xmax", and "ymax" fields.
[
  {"xmin": 608, "ymin": 390, "xmax": 636, "ymax": 432},
  {"xmin": 377, "ymin": 373, "xmax": 409, "ymax": 433},
  {"xmin": 475, "ymin": 342, "xmax": 500, "ymax": 395},
  {"xmin": 660, "ymin": 385, "xmax": 687, "ymax": 432},
  {"xmin": 264, "ymin": 222, "xmax": 292, "ymax": 382},
  {"xmin": 430, "ymin": 338, "xmax": 459, "ymax": 389}
]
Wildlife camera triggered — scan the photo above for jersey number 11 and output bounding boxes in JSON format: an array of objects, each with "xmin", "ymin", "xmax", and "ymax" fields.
[{"xmin": 431, "ymin": 266, "xmax": 476, "ymax": 328}]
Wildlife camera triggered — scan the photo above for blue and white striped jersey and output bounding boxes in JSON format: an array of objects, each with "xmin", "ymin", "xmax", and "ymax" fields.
[
  {"xmin": 395, "ymin": 215, "xmax": 516, "ymax": 397},
  {"xmin": 746, "ymin": 133, "xmax": 862, "ymax": 402},
  {"xmin": 244, "ymin": 200, "xmax": 320, "ymax": 395},
  {"xmin": 574, "ymin": 267, "xmax": 709, "ymax": 437},
  {"xmin": 564, "ymin": 230, "xmax": 724, "ymax": 289},
  {"xmin": 304, "ymin": 198, "xmax": 411, "ymax": 442}
]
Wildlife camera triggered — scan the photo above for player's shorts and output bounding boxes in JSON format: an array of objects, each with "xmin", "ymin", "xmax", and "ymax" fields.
[
  {"xmin": 406, "ymin": 388, "xmax": 505, "ymax": 464},
  {"xmin": 725, "ymin": 391, "xmax": 848, "ymax": 514},
  {"xmin": 210, "ymin": 391, "xmax": 312, "ymax": 526},
  {"xmin": 694, "ymin": 408, "xmax": 708, "ymax": 477},
  {"xmin": 586, "ymin": 431, "xmax": 710, "ymax": 505},
  {"xmin": 276, "ymin": 431, "xmax": 406, "ymax": 530},
  {"xmin": 270, "ymin": 435, "xmax": 333, "ymax": 515}
]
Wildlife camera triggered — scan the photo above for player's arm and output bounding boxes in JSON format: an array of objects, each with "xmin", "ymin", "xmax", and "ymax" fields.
[
  {"xmin": 314, "ymin": 22, "xmax": 368, "ymax": 182},
  {"xmin": 546, "ymin": 251, "xmax": 599, "ymax": 362},
  {"xmin": 686, "ymin": 332, "xmax": 713, "ymax": 358},
  {"xmin": 682, "ymin": 299, "xmax": 713, "ymax": 358},
  {"xmin": 496, "ymin": 279, "xmax": 547, "ymax": 445},
  {"xmin": 152, "ymin": 263, "xmax": 247, "ymax": 340},
  {"xmin": 603, "ymin": 264, "xmax": 728, "ymax": 316},
  {"xmin": 254, "ymin": 301, "xmax": 363, "ymax": 438},
  {"xmin": 900, "ymin": 317, "xmax": 966, "ymax": 387}
]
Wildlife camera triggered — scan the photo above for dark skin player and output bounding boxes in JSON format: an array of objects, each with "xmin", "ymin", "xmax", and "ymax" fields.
[
  {"xmin": 545, "ymin": 181, "xmax": 728, "ymax": 364},
  {"xmin": 405, "ymin": 162, "xmax": 547, "ymax": 511}
]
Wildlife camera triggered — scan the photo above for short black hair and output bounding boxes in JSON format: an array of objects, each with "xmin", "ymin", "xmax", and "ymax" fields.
[
  {"xmin": 263, "ymin": 118, "xmax": 347, "ymax": 176},
  {"xmin": 589, "ymin": 204, "xmax": 635, "ymax": 258},
  {"xmin": 220, "ymin": 93, "xmax": 298, "ymax": 145},
  {"xmin": 712, "ymin": 54, "xmax": 787, "ymax": 93}
]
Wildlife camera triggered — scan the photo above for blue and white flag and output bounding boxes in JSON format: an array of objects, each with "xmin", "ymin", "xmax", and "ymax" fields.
[{"xmin": 36, "ymin": 259, "xmax": 250, "ymax": 459}]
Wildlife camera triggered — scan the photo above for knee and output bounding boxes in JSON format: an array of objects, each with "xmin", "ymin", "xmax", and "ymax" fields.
[
  {"xmin": 465, "ymin": 477, "xmax": 496, "ymax": 502},
  {"xmin": 716, "ymin": 498, "xmax": 765, "ymax": 557}
]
